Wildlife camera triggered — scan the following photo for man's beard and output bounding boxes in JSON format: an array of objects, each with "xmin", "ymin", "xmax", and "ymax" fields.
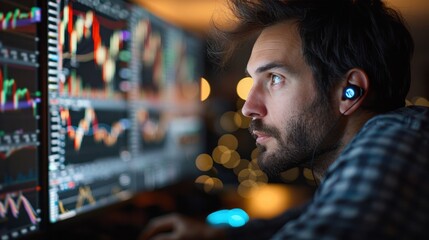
[{"xmin": 249, "ymin": 96, "xmax": 338, "ymax": 178}]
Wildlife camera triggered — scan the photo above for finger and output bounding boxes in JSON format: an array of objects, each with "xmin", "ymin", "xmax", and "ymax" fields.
[
  {"xmin": 139, "ymin": 215, "xmax": 178, "ymax": 240},
  {"xmin": 139, "ymin": 231, "xmax": 175, "ymax": 240}
]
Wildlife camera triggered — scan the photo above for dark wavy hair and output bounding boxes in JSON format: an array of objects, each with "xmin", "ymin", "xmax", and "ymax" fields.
[{"xmin": 210, "ymin": 0, "xmax": 414, "ymax": 112}]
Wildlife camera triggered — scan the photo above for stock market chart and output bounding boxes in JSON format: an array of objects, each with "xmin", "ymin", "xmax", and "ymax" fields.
[
  {"xmin": 0, "ymin": 0, "xmax": 206, "ymax": 229},
  {"xmin": 129, "ymin": 8, "xmax": 204, "ymax": 190},
  {"xmin": 0, "ymin": 0, "xmax": 42, "ymax": 238},
  {"xmin": 47, "ymin": 0, "xmax": 133, "ymax": 223}
]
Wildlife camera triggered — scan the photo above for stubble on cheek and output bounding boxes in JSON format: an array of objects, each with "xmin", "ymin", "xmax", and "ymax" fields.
[
  {"xmin": 249, "ymin": 119, "xmax": 282, "ymax": 153},
  {"xmin": 249, "ymin": 119, "xmax": 289, "ymax": 175}
]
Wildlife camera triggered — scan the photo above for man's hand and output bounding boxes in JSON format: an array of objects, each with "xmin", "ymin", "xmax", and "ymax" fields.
[{"xmin": 139, "ymin": 213, "xmax": 226, "ymax": 240}]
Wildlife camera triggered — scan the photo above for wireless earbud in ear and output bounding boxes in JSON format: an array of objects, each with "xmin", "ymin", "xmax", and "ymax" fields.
[{"xmin": 342, "ymin": 85, "xmax": 364, "ymax": 100}]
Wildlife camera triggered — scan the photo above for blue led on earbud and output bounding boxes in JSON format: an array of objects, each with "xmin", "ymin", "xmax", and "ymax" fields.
[
  {"xmin": 345, "ymin": 88, "xmax": 356, "ymax": 99},
  {"xmin": 343, "ymin": 85, "xmax": 363, "ymax": 100}
]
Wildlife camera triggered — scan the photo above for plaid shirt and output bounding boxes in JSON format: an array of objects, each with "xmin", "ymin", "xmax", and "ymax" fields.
[{"xmin": 228, "ymin": 106, "xmax": 429, "ymax": 240}]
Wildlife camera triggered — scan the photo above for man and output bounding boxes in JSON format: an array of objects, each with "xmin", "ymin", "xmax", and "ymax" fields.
[{"xmin": 140, "ymin": 0, "xmax": 429, "ymax": 239}]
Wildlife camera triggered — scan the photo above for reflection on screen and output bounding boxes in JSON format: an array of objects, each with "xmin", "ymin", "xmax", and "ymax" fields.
[{"xmin": 0, "ymin": 0, "xmax": 42, "ymax": 238}]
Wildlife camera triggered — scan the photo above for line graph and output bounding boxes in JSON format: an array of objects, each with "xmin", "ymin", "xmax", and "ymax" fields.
[
  {"xmin": 58, "ymin": 186, "xmax": 95, "ymax": 214},
  {"xmin": 59, "ymin": 107, "xmax": 130, "ymax": 151},
  {"xmin": 0, "ymin": 145, "xmax": 37, "ymax": 159},
  {"xmin": 0, "ymin": 145, "xmax": 38, "ymax": 188},
  {"xmin": 1, "ymin": 1, "xmax": 41, "ymax": 238},
  {"xmin": 55, "ymin": 178, "xmax": 132, "ymax": 218},
  {"xmin": 0, "ymin": 189, "xmax": 40, "ymax": 225}
]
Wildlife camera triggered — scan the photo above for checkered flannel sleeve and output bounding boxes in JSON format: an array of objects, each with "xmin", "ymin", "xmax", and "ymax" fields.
[{"xmin": 272, "ymin": 106, "xmax": 429, "ymax": 240}]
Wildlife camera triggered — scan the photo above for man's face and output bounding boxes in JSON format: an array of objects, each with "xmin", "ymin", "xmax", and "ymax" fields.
[{"xmin": 243, "ymin": 21, "xmax": 337, "ymax": 177}]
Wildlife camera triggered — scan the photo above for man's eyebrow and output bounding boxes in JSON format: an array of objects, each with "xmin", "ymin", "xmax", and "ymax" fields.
[{"xmin": 245, "ymin": 62, "xmax": 289, "ymax": 76}]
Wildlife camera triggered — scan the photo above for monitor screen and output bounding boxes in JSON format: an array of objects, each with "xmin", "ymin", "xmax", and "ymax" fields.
[
  {"xmin": 0, "ymin": 0, "xmax": 42, "ymax": 238},
  {"xmin": 47, "ymin": 0, "xmax": 134, "ymax": 223},
  {"xmin": 45, "ymin": 0, "xmax": 206, "ymax": 225},
  {"xmin": 129, "ymin": 8, "xmax": 205, "ymax": 191}
]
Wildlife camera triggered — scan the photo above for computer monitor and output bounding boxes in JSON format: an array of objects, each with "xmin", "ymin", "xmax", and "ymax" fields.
[
  {"xmin": 46, "ymin": 0, "xmax": 134, "ymax": 223},
  {"xmin": 164, "ymin": 27, "xmax": 206, "ymax": 181},
  {"xmin": 0, "ymin": 0, "xmax": 42, "ymax": 238},
  {"xmin": 45, "ymin": 0, "xmax": 206, "ymax": 227},
  {"xmin": 129, "ymin": 8, "xmax": 205, "ymax": 191}
]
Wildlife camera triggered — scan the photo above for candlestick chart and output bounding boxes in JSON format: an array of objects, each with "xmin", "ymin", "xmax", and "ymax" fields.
[
  {"xmin": 127, "ymin": 9, "xmax": 205, "ymax": 191},
  {"xmin": 58, "ymin": 0, "xmax": 131, "ymax": 99},
  {"xmin": 0, "ymin": 66, "xmax": 40, "ymax": 139},
  {"xmin": 0, "ymin": 0, "xmax": 41, "ymax": 238},
  {"xmin": 40, "ymin": 0, "xmax": 207, "ymax": 225},
  {"xmin": 131, "ymin": 9, "xmax": 168, "ymax": 101},
  {"xmin": 170, "ymin": 30, "xmax": 204, "ymax": 105},
  {"xmin": 0, "ymin": 0, "xmax": 41, "ymax": 136},
  {"xmin": 0, "ymin": 4, "xmax": 40, "ymax": 31},
  {"xmin": 47, "ymin": 0, "xmax": 136, "ymax": 223},
  {"xmin": 0, "ymin": 1, "xmax": 40, "ymax": 63}
]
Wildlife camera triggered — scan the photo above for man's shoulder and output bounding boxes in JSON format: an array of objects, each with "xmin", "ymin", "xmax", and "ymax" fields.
[
  {"xmin": 352, "ymin": 105, "xmax": 429, "ymax": 148},
  {"xmin": 326, "ymin": 106, "xmax": 429, "ymax": 181},
  {"xmin": 365, "ymin": 105, "xmax": 429, "ymax": 131}
]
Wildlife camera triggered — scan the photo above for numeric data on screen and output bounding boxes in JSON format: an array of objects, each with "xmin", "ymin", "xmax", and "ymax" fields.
[{"xmin": 0, "ymin": 0, "xmax": 42, "ymax": 238}]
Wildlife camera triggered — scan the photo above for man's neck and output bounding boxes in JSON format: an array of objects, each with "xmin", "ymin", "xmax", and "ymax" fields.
[{"xmin": 312, "ymin": 110, "xmax": 378, "ymax": 182}]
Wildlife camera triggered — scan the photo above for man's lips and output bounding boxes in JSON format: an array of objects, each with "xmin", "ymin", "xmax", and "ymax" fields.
[{"xmin": 252, "ymin": 130, "xmax": 271, "ymax": 144}]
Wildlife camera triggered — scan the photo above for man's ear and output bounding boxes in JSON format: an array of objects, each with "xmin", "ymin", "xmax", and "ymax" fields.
[{"xmin": 338, "ymin": 68, "xmax": 369, "ymax": 115}]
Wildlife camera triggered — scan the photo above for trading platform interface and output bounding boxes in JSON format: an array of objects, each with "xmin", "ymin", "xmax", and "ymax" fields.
[
  {"xmin": 0, "ymin": 0, "xmax": 42, "ymax": 238},
  {"xmin": 1, "ymin": 0, "xmax": 206, "ymax": 231},
  {"xmin": 47, "ymin": 0, "xmax": 133, "ymax": 223},
  {"xmin": 129, "ymin": 8, "xmax": 205, "ymax": 190}
]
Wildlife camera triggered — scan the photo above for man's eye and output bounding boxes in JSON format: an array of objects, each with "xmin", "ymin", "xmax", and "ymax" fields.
[{"xmin": 270, "ymin": 74, "xmax": 283, "ymax": 85}]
